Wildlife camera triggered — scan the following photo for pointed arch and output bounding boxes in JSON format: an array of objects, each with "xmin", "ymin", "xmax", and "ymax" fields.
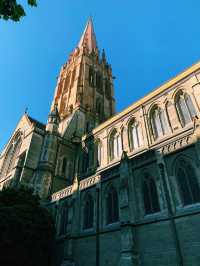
[
  {"xmin": 0, "ymin": 132, "xmax": 22, "ymax": 179},
  {"xmin": 105, "ymin": 185, "xmax": 119, "ymax": 224},
  {"xmin": 150, "ymin": 105, "xmax": 169, "ymax": 140},
  {"xmin": 128, "ymin": 118, "xmax": 143, "ymax": 151},
  {"xmin": 175, "ymin": 90, "xmax": 197, "ymax": 126},
  {"xmin": 96, "ymin": 98, "xmax": 103, "ymax": 122},
  {"xmin": 175, "ymin": 158, "xmax": 200, "ymax": 206},
  {"xmin": 89, "ymin": 66, "xmax": 95, "ymax": 87},
  {"xmin": 109, "ymin": 129, "xmax": 122, "ymax": 161},
  {"xmin": 96, "ymin": 72, "xmax": 103, "ymax": 93}
]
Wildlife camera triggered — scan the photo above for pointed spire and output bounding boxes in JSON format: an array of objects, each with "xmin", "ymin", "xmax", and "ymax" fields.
[{"xmin": 78, "ymin": 18, "xmax": 97, "ymax": 53}]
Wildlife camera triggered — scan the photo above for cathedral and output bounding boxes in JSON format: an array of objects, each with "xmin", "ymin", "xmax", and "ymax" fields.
[{"xmin": 1, "ymin": 19, "xmax": 200, "ymax": 266}]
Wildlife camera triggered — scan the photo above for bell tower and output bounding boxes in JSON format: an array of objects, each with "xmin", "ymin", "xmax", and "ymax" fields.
[{"xmin": 51, "ymin": 18, "xmax": 116, "ymax": 132}]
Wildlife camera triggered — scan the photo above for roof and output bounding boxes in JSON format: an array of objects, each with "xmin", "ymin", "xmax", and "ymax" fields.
[{"xmin": 28, "ymin": 116, "xmax": 46, "ymax": 130}]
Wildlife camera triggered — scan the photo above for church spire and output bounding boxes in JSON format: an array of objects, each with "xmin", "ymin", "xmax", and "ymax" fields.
[
  {"xmin": 78, "ymin": 18, "xmax": 97, "ymax": 53},
  {"xmin": 50, "ymin": 19, "xmax": 115, "ymax": 125}
]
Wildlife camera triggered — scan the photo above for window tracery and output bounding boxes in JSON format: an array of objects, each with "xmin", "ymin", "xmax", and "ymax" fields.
[
  {"xmin": 175, "ymin": 91, "xmax": 197, "ymax": 126},
  {"xmin": 150, "ymin": 106, "xmax": 169, "ymax": 139},
  {"xmin": 175, "ymin": 159, "xmax": 200, "ymax": 206}
]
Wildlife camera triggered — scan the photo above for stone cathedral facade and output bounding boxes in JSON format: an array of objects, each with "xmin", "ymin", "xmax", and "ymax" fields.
[{"xmin": 1, "ymin": 19, "xmax": 200, "ymax": 266}]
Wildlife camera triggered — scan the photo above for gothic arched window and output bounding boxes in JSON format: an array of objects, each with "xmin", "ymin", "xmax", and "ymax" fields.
[
  {"xmin": 105, "ymin": 79, "xmax": 111, "ymax": 99},
  {"xmin": 175, "ymin": 92, "xmax": 197, "ymax": 126},
  {"xmin": 62, "ymin": 157, "xmax": 67, "ymax": 175},
  {"xmin": 143, "ymin": 174, "xmax": 160, "ymax": 215},
  {"xmin": 109, "ymin": 129, "xmax": 122, "ymax": 161},
  {"xmin": 96, "ymin": 72, "xmax": 103, "ymax": 93},
  {"xmin": 0, "ymin": 133, "xmax": 22, "ymax": 179},
  {"xmin": 150, "ymin": 107, "xmax": 169, "ymax": 140},
  {"xmin": 128, "ymin": 119, "xmax": 143, "ymax": 151},
  {"xmin": 83, "ymin": 194, "xmax": 94, "ymax": 229},
  {"xmin": 106, "ymin": 186, "xmax": 119, "ymax": 224},
  {"xmin": 89, "ymin": 67, "xmax": 94, "ymax": 87},
  {"xmin": 175, "ymin": 159, "xmax": 200, "ymax": 206},
  {"xmin": 96, "ymin": 99, "xmax": 103, "ymax": 122},
  {"xmin": 58, "ymin": 203, "xmax": 68, "ymax": 236}
]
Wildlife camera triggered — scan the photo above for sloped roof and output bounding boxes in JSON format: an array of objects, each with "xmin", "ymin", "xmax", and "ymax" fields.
[{"xmin": 28, "ymin": 116, "xmax": 46, "ymax": 130}]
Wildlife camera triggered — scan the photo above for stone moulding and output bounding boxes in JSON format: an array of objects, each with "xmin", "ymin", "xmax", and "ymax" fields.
[
  {"xmin": 79, "ymin": 174, "xmax": 100, "ymax": 190},
  {"xmin": 51, "ymin": 174, "xmax": 101, "ymax": 202},
  {"xmin": 51, "ymin": 185, "xmax": 73, "ymax": 202}
]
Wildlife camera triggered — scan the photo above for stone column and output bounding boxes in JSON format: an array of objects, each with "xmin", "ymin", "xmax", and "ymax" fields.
[{"xmin": 118, "ymin": 151, "xmax": 140, "ymax": 266}]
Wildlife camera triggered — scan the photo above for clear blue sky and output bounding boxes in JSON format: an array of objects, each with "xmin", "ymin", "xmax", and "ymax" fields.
[{"xmin": 1, "ymin": 0, "xmax": 200, "ymax": 150}]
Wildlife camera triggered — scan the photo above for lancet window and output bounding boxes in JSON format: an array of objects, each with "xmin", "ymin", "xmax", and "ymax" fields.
[
  {"xmin": 175, "ymin": 92, "xmax": 197, "ymax": 126},
  {"xmin": 143, "ymin": 174, "xmax": 160, "ymax": 215},
  {"xmin": 150, "ymin": 106, "xmax": 169, "ymax": 139},
  {"xmin": 96, "ymin": 72, "xmax": 103, "ymax": 93},
  {"xmin": 106, "ymin": 186, "xmax": 119, "ymax": 224},
  {"xmin": 89, "ymin": 67, "xmax": 95, "ymax": 87},
  {"xmin": 109, "ymin": 129, "xmax": 122, "ymax": 161},
  {"xmin": 175, "ymin": 159, "xmax": 200, "ymax": 206},
  {"xmin": 128, "ymin": 119, "xmax": 143, "ymax": 151}
]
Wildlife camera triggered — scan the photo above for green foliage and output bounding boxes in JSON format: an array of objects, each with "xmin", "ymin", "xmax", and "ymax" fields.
[
  {"xmin": 0, "ymin": 0, "xmax": 37, "ymax": 21},
  {"xmin": 0, "ymin": 187, "xmax": 56, "ymax": 266}
]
